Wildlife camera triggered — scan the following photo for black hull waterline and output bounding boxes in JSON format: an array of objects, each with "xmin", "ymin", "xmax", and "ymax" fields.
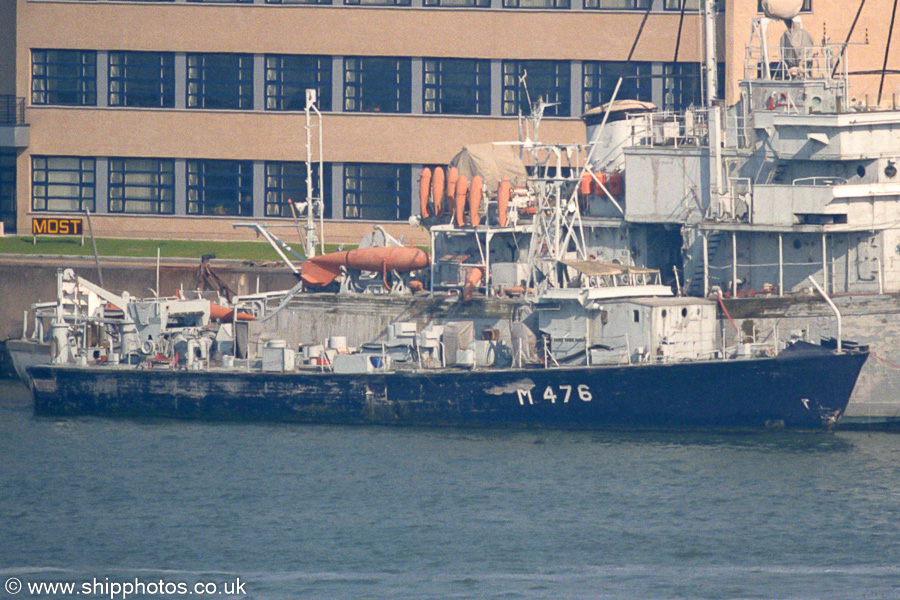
[{"xmin": 28, "ymin": 344, "xmax": 869, "ymax": 430}]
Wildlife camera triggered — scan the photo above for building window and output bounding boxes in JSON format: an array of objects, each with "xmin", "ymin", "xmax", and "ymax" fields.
[
  {"xmin": 423, "ymin": 0, "xmax": 489, "ymax": 5},
  {"xmin": 758, "ymin": 0, "xmax": 810, "ymax": 11},
  {"xmin": 186, "ymin": 0, "xmax": 253, "ymax": 3},
  {"xmin": 109, "ymin": 158, "xmax": 175, "ymax": 214},
  {"xmin": 504, "ymin": 0, "xmax": 570, "ymax": 7},
  {"xmin": 31, "ymin": 50, "xmax": 97, "ymax": 106},
  {"xmin": 582, "ymin": 61, "xmax": 652, "ymax": 110},
  {"xmin": 663, "ymin": 62, "xmax": 724, "ymax": 111},
  {"xmin": 663, "ymin": 63, "xmax": 702, "ymax": 111},
  {"xmin": 344, "ymin": 0, "xmax": 411, "ymax": 4},
  {"xmin": 264, "ymin": 0, "xmax": 333, "ymax": 4},
  {"xmin": 109, "ymin": 52, "xmax": 175, "ymax": 108},
  {"xmin": 584, "ymin": 0, "xmax": 651, "ymax": 9},
  {"xmin": 186, "ymin": 160, "xmax": 253, "ymax": 216},
  {"xmin": 265, "ymin": 161, "xmax": 332, "ymax": 219},
  {"xmin": 423, "ymin": 58, "xmax": 490, "ymax": 115},
  {"xmin": 32, "ymin": 156, "xmax": 95, "ymax": 212},
  {"xmin": 187, "ymin": 53, "xmax": 253, "ymax": 110},
  {"xmin": 343, "ymin": 163, "xmax": 411, "ymax": 221},
  {"xmin": 0, "ymin": 150, "xmax": 16, "ymax": 233},
  {"xmin": 265, "ymin": 55, "xmax": 332, "ymax": 111},
  {"xmin": 502, "ymin": 60, "xmax": 570, "ymax": 117},
  {"xmin": 664, "ymin": 0, "xmax": 699, "ymax": 8},
  {"xmin": 344, "ymin": 57, "xmax": 411, "ymax": 113}
]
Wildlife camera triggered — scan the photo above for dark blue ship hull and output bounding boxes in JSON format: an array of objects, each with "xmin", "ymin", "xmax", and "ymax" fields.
[{"xmin": 28, "ymin": 343, "xmax": 868, "ymax": 430}]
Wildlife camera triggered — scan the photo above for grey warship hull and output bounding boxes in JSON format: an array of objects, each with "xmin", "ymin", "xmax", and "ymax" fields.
[{"xmin": 28, "ymin": 342, "xmax": 868, "ymax": 430}]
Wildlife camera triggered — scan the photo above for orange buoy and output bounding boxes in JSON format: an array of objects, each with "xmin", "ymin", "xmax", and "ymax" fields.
[
  {"xmin": 419, "ymin": 167, "xmax": 432, "ymax": 219},
  {"xmin": 462, "ymin": 266, "xmax": 484, "ymax": 302},
  {"xmin": 432, "ymin": 166, "xmax": 445, "ymax": 217},
  {"xmin": 409, "ymin": 280, "xmax": 424, "ymax": 293},
  {"xmin": 454, "ymin": 175, "xmax": 468, "ymax": 227},
  {"xmin": 608, "ymin": 171, "xmax": 623, "ymax": 196},
  {"xmin": 497, "ymin": 178, "xmax": 511, "ymax": 227},
  {"xmin": 469, "ymin": 175, "xmax": 483, "ymax": 227}
]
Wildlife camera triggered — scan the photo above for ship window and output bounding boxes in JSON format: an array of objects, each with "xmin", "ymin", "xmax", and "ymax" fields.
[
  {"xmin": 501, "ymin": 60, "xmax": 570, "ymax": 117},
  {"xmin": 186, "ymin": 159, "xmax": 253, "ymax": 216},
  {"xmin": 582, "ymin": 61, "xmax": 652, "ymax": 110},
  {"xmin": 265, "ymin": 161, "xmax": 333, "ymax": 219},
  {"xmin": 584, "ymin": 0, "xmax": 650, "ymax": 8},
  {"xmin": 343, "ymin": 163, "xmax": 412, "ymax": 221},
  {"xmin": 856, "ymin": 165, "xmax": 866, "ymax": 179},
  {"xmin": 31, "ymin": 156, "xmax": 96, "ymax": 212},
  {"xmin": 681, "ymin": 308, "xmax": 688, "ymax": 317},
  {"xmin": 31, "ymin": 50, "xmax": 97, "ymax": 107},
  {"xmin": 109, "ymin": 158, "xmax": 175, "ymax": 214},
  {"xmin": 633, "ymin": 310, "xmax": 640, "ymax": 323},
  {"xmin": 344, "ymin": 57, "xmax": 412, "ymax": 113},
  {"xmin": 661, "ymin": 309, "xmax": 667, "ymax": 318},
  {"xmin": 886, "ymin": 163, "xmax": 897, "ymax": 179},
  {"xmin": 423, "ymin": 58, "xmax": 491, "ymax": 116},
  {"xmin": 793, "ymin": 238, "xmax": 802, "ymax": 250},
  {"xmin": 186, "ymin": 53, "xmax": 254, "ymax": 110},
  {"xmin": 265, "ymin": 55, "xmax": 332, "ymax": 111},
  {"xmin": 109, "ymin": 52, "xmax": 175, "ymax": 108}
]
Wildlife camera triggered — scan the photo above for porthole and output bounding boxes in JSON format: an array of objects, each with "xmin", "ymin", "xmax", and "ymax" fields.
[{"xmin": 857, "ymin": 165, "xmax": 867, "ymax": 178}]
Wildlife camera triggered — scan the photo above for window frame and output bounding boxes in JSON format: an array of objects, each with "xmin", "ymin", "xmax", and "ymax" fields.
[
  {"xmin": 31, "ymin": 156, "xmax": 96, "ymax": 213},
  {"xmin": 343, "ymin": 57, "xmax": 412, "ymax": 114},
  {"xmin": 31, "ymin": 49, "xmax": 97, "ymax": 107},
  {"xmin": 265, "ymin": 161, "xmax": 333, "ymax": 219},
  {"xmin": 501, "ymin": 60, "xmax": 571, "ymax": 117},
  {"xmin": 186, "ymin": 53, "xmax": 254, "ymax": 111},
  {"xmin": 583, "ymin": 0, "xmax": 651, "ymax": 10},
  {"xmin": 108, "ymin": 157, "xmax": 176, "ymax": 215},
  {"xmin": 108, "ymin": 51, "xmax": 175, "ymax": 108},
  {"xmin": 265, "ymin": 54, "xmax": 332, "ymax": 112},
  {"xmin": 423, "ymin": 58, "xmax": 491, "ymax": 116},
  {"xmin": 582, "ymin": 61, "xmax": 653, "ymax": 111},
  {"xmin": 342, "ymin": 163, "xmax": 411, "ymax": 221},
  {"xmin": 186, "ymin": 159, "xmax": 254, "ymax": 217}
]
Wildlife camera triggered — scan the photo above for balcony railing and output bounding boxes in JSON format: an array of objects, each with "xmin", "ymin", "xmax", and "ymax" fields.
[{"xmin": 1, "ymin": 96, "xmax": 26, "ymax": 125}]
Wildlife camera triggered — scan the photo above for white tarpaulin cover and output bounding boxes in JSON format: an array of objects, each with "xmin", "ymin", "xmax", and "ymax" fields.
[{"xmin": 449, "ymin": 143, "xmax": 529, "ymax": 191}]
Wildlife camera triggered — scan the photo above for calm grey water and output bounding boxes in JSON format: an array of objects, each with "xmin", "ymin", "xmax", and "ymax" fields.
[{"xmin": 2, "ymin": 379, "xmax": 900, "ymax": 600}]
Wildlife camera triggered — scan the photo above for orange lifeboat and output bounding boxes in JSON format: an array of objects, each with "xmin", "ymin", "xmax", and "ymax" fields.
[
  {"xmin": 454, "ymin": 175, "xmax": 468, "ymax": 227},
  {"xmin": 301, "ymin": 246, "xmax": 430, "ymax": 287},
  {"xmin": 497, "ymin": 178, "xmax": 511, "ymax": 227},
  {"xmin": 432, "ymin": 166, "xmax": 445, "ymax": 217},
  {"xmin": 469, "ymin": 175, "xmax": 483, "ymax": 227},
  {"xmin": 419, "ymin": 167, "xmax": 432, "ymax": 218},
  {"xmin": 462, "ymin": 266, "xmax": 484, "ymax": 302},
  {"xmin": 209, "ymin": 303, "xmax": 256, "ymax": 321}
]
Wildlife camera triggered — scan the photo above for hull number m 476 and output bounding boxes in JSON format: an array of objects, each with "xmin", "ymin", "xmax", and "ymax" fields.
[{"xmin": 517, "ymin": 384, "xmax": 592, "ymax": 405}]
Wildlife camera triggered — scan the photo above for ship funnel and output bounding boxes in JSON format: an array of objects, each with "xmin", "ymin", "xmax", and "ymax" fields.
[
  {"xmin": 582, "ymin": 99, "xmax": 655, "ymax": 172},
  {"xmin": 760, "ymin": 0, "xmax": 803, "ymax": 20}
]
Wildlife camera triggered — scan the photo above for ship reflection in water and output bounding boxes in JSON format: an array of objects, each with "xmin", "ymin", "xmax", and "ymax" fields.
[{"xmin": 2, "ymin": 380, "xmax": 900, "ymax": 600}]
